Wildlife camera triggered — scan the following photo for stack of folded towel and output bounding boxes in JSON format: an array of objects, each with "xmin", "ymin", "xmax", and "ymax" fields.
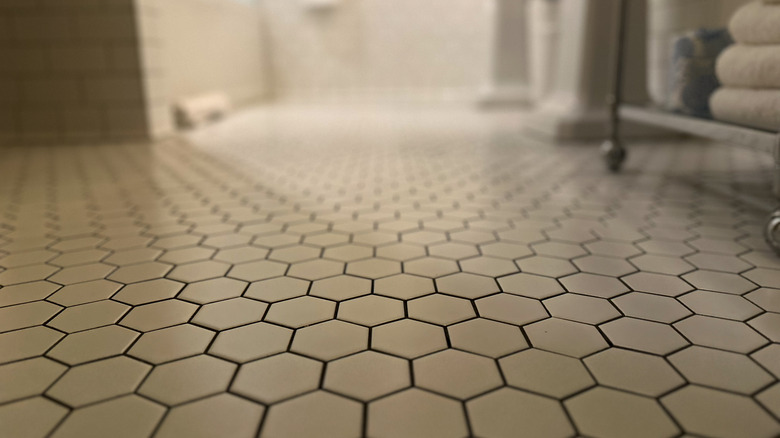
[
  {"xmin": 710, "ymin": 0, "xmax": 780, "ymax": 131},
  {"xmin": 667, "ymin": 28, "xmax": 733, "ymax": 118}
]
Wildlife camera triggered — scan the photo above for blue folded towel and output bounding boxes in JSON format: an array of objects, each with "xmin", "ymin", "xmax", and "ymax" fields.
[{"xmin": 667, "ymin": 28, "xmax": 733, "ymax": 118}]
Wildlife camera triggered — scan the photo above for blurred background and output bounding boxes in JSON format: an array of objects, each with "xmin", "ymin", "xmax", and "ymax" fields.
[{"xmin": 0, "ymin": 0, "xmax": 757, "ymax": 145}]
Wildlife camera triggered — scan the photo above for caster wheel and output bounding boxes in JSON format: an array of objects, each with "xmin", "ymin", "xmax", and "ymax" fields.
[
  {"xmin": 601, "ymin": 139, "xmax": 626, "ymax": 172},
  {"xmin": 765, "ymin": 210, "xmax": 780, "ymax": 255}
]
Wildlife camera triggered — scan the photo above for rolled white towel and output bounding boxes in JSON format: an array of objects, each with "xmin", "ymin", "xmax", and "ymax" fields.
[
  {"xmin": 710, "ymin": 88, "xmax": 780, "ymax": 131},
  {"xmin": 716, "ymin": 45, "xmax": 780, "ymax": 88},
  {"xmin": 729, "ymin": 1, "xmax": 780, "ymax": 44}
]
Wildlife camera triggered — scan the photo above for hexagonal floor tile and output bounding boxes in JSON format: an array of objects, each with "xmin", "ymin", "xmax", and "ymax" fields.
[
  {"xmin": 559, "ymin": 273, "xmax": 628, "ymax": 299},
  {"xmin": 744, "ymin": 288, "xmax": 780, "ymax": 313},
  {"xmin": 0, "ymin": 301, "xmax": 61, "ymax": 332},
  {"xmin": 516, "ymin": 256, "xmax": 577, "ymax": 278},
  {"xmin": 413, "ymin": 349, "xmax": 502, "ymax": 399},
  {"xmin": 108, "ymin": 262, "xmax": 171, "ymax": 284},
  {"xmin": 352, "ymin": 231, "xmax": 398, "ymax": 246},
  {"xmin": 367, "ymin": 389, "xmax": 468, "ymax": 438},
  {"xmin": 269, "ymin": 245, "xmax": 321, "ymax": 263},
  {"xmin": 674, "ymin": 315, "xmax": 768, "ymax": 354},
  {"xmin": 375, "ymin": 243, "xmax": 427, "ymax": 262},
  {"xmin": 524, "ymin": 318, "xmax": 608, "ymax": 358},
  {"xmin": 324, "ymin": 351, "xmax": 410, "ymax": 401},
  {"xmin": 155, "ymin": 394, "xmax": 265, "ymax": 438},
  {"xmin": 371, "ymin": 319, "xmax": 447, "ymax": 358},
  {"xmin": 232, "ymin": 353, "xmax": 321, "ymax": 403},
  {"xmin": 138, "ymin": 355, "xmax": 236, "ymax": 406},
  {"xmin": 338, "ymin": 295, "xmax": 404, "ymax": 327},
  {"xmin": 566, "ymin": 387, "xmax": 679, "ymax": 438},
  {"xmin": 663, "ymin": 386, "xmax": 780, "ymax": 438},
  {"xmin": 48, "ymin": 263, "xmax": 115, "ymax": 285},
  {"xmin": 262, "ymin": 391, "xmax": 362, "ymax": 438},
  {"xmin": 0, "ymin": 397, "xmax": 68, "ymax": 438},
  {"xmin": 46, "ymin": 356, "xmax": 150, "ymax": 407},
  {"xmin": 345, "ymin": 258, "xmax": 401, "ymax": 279},
  {"xmin": 128, "ymin": 324, "xmax": 214, "ymax": 364},
  {"xmin": 309, "ymin": 275, "xmax": 370, "ymax": 301},
  {"xmin": 0, "ymin": 357, "xmax": 66, "ymax": 404},
  {"xmin": 682, "ymin": 270, "xmax": 756, "ymax": 294},
  {"xmin": 0, "ymin": 281, "xmax": 60, "ymax": 307},
  {"xmin": 408, "ymin": 294, "xmax": 475, "ymax": 326},
  {"xmin": 476, "ymin": 293, "xmax": 548, "ymax": 326},
  {"xmin": 621, "ymin": 272, "xmax": 692, "ymax": 297},
  {"xmin": 629, "ymin": 254, "xmax": 695, "ymax": 276},
  {"xmin": 0, "ymin": 264, "xmax": 59, "ymax": 286},
  {"xmin": 209, "ymin": 322, "xmax": 292, "ymax": 363},
  {"xmin": 669, "ymin": 346, "xmax": 774, "ymax": 394},
  {"xmin": 436, "ymin": 272, "xmax": 499, "ymax": 299},
  {"xmin": 532, "ymin": 241, "xmax": 587, "ymax": 259},
  {"xmin": 602, "ymin": 317, "xmax": 688, "ymax": 355},
  {"xmin": 50, "ymin": 395, "xmax": 164, "ymax": 438},
  {"xmin": 749, "ymin": 312, "xmax": 780, "ymax": 343},
  {"xmin": 303, "ymin": 232, "xmax": 351, "ymax": 248},
  {"xmin": 374, "ymin": 274, "xmax": 435, "ymax": 299},
  {"xmin": 752, "ymin": 344, "xmax": 780, "ymax": 378},
  {"xmin": 244, "ymin": 276, "xmax": 308, "ymax": 302},
  {"xmin": 429, "ymin": 242, "xmax": 481, "ymax": 260},
  {"xmin": 584, "ymin": 348, "xmax": 684, "ymax": 397},
  {"xmin": 157, "ymin": 247, "xmax": 214, "ymax": 265},
  {"xmin": 288, "ymin": 259, "xmax": 344, "ymax": 280},
  {"xmin": 498, "ymin": 272, "xmax": 565, "ymax": 299},
  {"xmin": 213, "ymin": 246, "xmax": 269, "ymax": 264},
  {"xmin": 460, "ymin": 256, "xmax": 519, "ymax": 277},
  {"xmin": 452, "ymin": 229, "xmax": 497, "ymax": 245},
  {"xmin": 323, "ymin": 244, "xmax": 373, "ymax": 262},
  {"xmin": 264, "ymin": 296, "xmax": 335, "ymax": 328},
  {"xmin": 468, "ymin": 388, "xmax": 574, "ymax": 438},
  {"xmin": 48, "ymin": 300, "xmax": 128, "ymax": 333},
  {"xmin": 543, "ymin": 293, "xmax": 619, "ymax": 324},
  {"xmin": 49, "ymin": 279, "xmax": 121, "ymax": 306},
  {"xmin": 228, "ymin": 260, "xmax": 287, "ymax": 282},
  {"xmin": 192, "ymin": 298, "xmax": 267, "ymax": 330},
  {"xmin": 46, "ymin": 325, "xmax": 133, "ymax": 365},
  {"xmin": 448, "ymin": 319, "xmax": 528, "ymax": 358},
  {"xmin": 402, "ymin": 230, "xmax": 447, "ymax": 245},
  {"xmin": 479, "ymin": 241, "xmax": 533, "ymax": 260},
  {"xmin": 678, "ymin": 290, "xmax": 762, "ymax": 321},
  {"xmin": 112, "ymin": 278, "xmax": 183, "ymax": 305},
  {"xmin": 291, "ymin": 320, "xmax": 368, "ymax": 361},
  {"xmin": 757, "ymin": 383, "xmax": 780, "ymax": 419},
  {"xmin": 120, "ymin": 299, "xmax": 197, "ymax": 332},
  {"xmin": 500, "ymin": 349, "xmax": 594, "ymax": 398},
  {"xmin": 612, "ymin": 292, "xmax": 691, "ymax": 324},
  {"xmin": 403, "ymin": 257, "xmax": 459, "ymax": 278}
]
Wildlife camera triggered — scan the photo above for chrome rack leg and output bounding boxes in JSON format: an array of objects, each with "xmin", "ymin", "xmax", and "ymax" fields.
[
  {"xmin": 767, "ymin": 208, "xmax": 780, "ymax": 255},
  {"xmin": 602, "ymin": 0, "xmax": 628, "ymax": 173},
  {"xmin": 766, "ymin": 140, "xmax": 780, "ymax": 254}
]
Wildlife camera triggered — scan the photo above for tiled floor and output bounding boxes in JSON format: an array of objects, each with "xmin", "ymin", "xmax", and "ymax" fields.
[{"xmin": 1, "ymin": 106, "xmax": 779, "ymax": 438}]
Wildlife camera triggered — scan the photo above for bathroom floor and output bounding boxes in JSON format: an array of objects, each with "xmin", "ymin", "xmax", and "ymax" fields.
[{"xmin": 1, "ymin": 106, "xmax": 779, "ymax": 438}]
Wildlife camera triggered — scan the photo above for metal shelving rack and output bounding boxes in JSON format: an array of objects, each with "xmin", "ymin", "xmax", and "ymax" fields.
[{"xmin": 602, "ymin": 0, "xmax": 780, "ymax": 254}]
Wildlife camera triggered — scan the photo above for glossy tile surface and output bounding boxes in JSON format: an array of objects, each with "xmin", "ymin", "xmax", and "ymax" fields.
[{"xmin": 0, "ymin": 107, "xmax": 779, "ymax": 437}]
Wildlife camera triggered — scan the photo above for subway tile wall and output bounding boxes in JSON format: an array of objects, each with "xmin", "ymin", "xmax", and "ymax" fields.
[{"xmin": 0, "ymin": 0, "xmax": 170, "ymax": 145}]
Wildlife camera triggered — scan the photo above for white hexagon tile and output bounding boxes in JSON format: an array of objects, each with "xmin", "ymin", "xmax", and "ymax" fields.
[{"xmin": 0, "ymin": 107, "xmax": 779, "ymax": 437}]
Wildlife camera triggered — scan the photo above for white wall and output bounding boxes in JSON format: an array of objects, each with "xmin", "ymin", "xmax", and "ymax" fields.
[
  {"xmin": 157, "ymin": 0, "xmax": 269, "ymax": 107},
  {"xmin": 261, "ymin": 0, "xmax": 494, "ymax": 103}
]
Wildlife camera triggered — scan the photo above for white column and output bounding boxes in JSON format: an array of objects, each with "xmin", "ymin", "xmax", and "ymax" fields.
[
  {"xmin": 526, "ymin": 0, "xmax": 657, "ymax": 140},
  {"xmin": 528, "ymin": 0, "xmax": 561, "ymax": 102},
  {"xmin": 481, "ymin": 0, "xmax": 531, "ymax": 106}
]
